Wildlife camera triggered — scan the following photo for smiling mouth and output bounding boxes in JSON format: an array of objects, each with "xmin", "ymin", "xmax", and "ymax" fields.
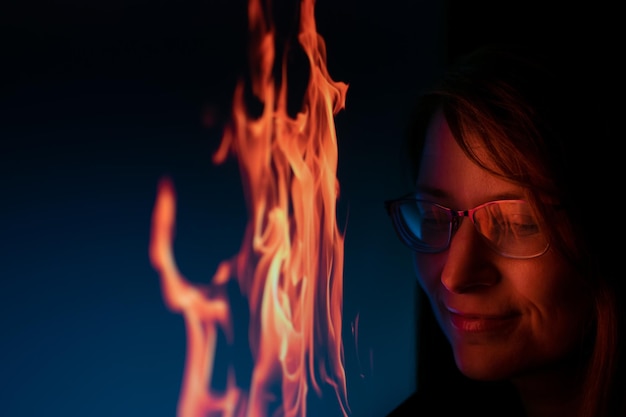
[{"xmin": 448, "ymin": 312, "xmax": 520, "ymax": 333}]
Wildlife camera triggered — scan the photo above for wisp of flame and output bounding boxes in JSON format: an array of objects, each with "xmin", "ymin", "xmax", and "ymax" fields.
[{"xmin": 149, "ymin": 0, "xmax": 350, "ymax": 416}]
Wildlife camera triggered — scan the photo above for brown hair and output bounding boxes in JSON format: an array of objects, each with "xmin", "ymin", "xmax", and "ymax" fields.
[{"xmin": 406, "ymin": 43, "xmax": 625, "ymax": 417}]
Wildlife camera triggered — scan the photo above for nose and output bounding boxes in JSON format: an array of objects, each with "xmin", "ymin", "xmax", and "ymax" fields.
[{"xmin": 440, "ymin": 218, "xmax": 499, "ymax": 293}]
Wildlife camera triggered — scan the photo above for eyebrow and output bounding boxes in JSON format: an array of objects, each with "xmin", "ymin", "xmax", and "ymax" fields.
[
  {"xmin": 414, "ymin": 184, "xmax": 447, "ymax": 199},
  {"xmin": 414, "ymin": 184, "xmax": 526, "ymax": 202}
]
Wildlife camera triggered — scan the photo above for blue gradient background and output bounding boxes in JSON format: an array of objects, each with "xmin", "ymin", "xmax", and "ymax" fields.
[{"xmin": 1, "ymin": 1, "xmax": 444, "ymax": 416}]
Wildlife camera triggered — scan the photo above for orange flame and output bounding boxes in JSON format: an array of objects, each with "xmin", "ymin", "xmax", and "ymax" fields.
[{"xmin": 149, "ymin": 0, "xmax": 349, "ymax": 415}]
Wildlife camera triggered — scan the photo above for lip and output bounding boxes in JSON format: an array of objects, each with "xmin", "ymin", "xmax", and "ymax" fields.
[{"xmin": 446, "ymin": 310, "xmax": 520, "ymax": 333}]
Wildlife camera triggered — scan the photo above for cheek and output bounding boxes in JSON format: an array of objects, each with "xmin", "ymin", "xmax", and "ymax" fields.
[
  {"xmin": 515, "ymin": 256, "xmax": 591, "ymax": 315},
  {"xmin": 538, "ymin": 276, "xmax": 593, "ymax": 327},
  {"xmin": 510, "ymin": 256, "xmax": 595, "ymax": 345},
  {"xmin": 529, "ymin": 280, "xmax": 594, "ymax": 358}
]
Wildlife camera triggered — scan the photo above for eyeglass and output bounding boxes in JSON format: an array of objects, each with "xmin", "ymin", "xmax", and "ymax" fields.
[{"xmin": 385, "ymin": 195, "xmax": 550, "ymax": 259}]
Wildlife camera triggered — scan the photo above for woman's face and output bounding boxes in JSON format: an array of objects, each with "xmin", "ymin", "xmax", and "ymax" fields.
[{"xmin": 414, "ymin": 109, "xmax": 593, "ymax": 381}]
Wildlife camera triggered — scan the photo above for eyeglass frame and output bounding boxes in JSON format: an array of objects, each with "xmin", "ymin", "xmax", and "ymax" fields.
[{"xmin": 384, "ymin": 195, "xmax": 550, "ymax": 259}]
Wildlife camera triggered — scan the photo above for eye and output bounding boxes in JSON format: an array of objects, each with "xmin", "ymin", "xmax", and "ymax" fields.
[
  {"xmin": 419, "ymin": 205, "xmax": 449, "ymax": 227},
  {"xmin": 508, "ymin": 215, "xmax": 541, "ymax": 237}
]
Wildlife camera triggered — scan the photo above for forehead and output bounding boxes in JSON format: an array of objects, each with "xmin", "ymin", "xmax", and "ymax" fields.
[{"xmin": 416, "ymin": 109, "xmax": 524, "ymax": 205}]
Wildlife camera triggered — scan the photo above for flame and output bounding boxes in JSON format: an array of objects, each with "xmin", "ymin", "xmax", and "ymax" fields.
[{"xmin": 149, "ymin": 0, "xmax": 350, "ymax": 416}]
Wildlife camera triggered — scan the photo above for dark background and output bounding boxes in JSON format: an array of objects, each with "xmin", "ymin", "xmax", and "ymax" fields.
[
  {"xmin": 1, "ymin": 1, "xmax": 440, "ymax": 416},
  {"xmin": 1, "ymin": 0, "xmax": 621, "ymax": 416}
]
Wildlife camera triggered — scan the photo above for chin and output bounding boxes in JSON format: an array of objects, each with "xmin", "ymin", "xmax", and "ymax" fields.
[{"xmin": 452, "ymin": 347, "xmax": 521, "ymax": 381}]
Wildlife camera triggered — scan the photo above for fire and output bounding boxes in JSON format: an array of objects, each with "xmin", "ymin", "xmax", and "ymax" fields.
[{"xmin": 149, "ymin": 0, "xmax": 350, "ymax": 416}]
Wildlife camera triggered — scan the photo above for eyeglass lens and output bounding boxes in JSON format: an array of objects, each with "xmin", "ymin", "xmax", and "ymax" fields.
[{"xmin": 394, "ymin": 200, "xmax": 548, "ymax": 258}]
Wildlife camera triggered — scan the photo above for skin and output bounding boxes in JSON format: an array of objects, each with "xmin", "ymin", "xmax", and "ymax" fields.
[{"xmin": 414, "ymin": 108, "xmax": 593, "ymax": 416}]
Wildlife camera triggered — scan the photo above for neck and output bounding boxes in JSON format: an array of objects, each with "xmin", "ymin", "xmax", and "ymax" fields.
[{"xmin": 511, "ymin": 361, "xmax": 586, "ymax": 417}]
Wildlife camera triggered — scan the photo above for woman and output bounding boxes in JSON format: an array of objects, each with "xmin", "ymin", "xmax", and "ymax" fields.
[{"xmin": 386, "ymin": 44, "xmax": 625, "ymax": 417}]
